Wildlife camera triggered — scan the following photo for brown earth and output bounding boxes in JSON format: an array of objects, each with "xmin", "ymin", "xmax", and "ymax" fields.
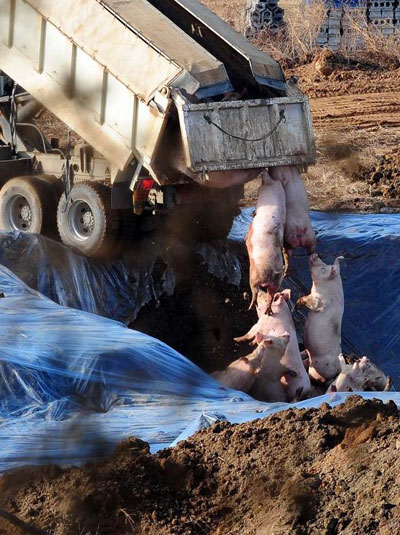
[{"xmin": 1, "ymin": 396, "xmax": 399, "ymax": 535}]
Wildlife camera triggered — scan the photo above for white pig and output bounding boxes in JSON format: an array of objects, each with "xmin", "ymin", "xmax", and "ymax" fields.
[
  {"xmin": 211, "ymin": 355, "xmax": 261, "ymax": 393},
  {"xmin": 296, "ymin": 254, "xmax": 344, "ymax": 383},
  {"xmin": 235, "ymin": 289, "xmax": 311, "ymax": 401},
  {"xmin": 270, "ymin": 165, "xmax": 316, "ymax": 275},
  {"xmin": 327, "ymin": 355, "xmax": 392, "ymax": 393},
  {"xmin": 249, "ymin": 332, "xmax": 294, "ymax": 402},
  {"xmin": 246, "ymin": 170, "xmax": 286, "ymax": 314}
]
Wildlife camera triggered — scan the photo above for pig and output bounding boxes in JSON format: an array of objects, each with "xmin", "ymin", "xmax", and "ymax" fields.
[
  {"xmin": 249, "ymin": 332, "xmax": 294, "ymax": 402},
  {"xmin": 246, "ymin": 170, "xmax": 286, "ymax": 314},
  {"xmin": 296, "ymin": 254, "xmax": 344, "ymax": 383},
  {"xmin": 235, "ymin": 289, "xmax": 311, "ymax": 401},
  {"xmin": 269, "ymin": 165, "xmax": 316, "ymax": 275},
  {"xmin": 211, "ymin": 355, "xmax": 261, "ymax": 393},
  {"xmin": 203, "ymin": 168, "xmax": 262, "ymax": 189},
  {"xmin": 327, "ymin": 355, "xmax": 392, "ymax": 393}
]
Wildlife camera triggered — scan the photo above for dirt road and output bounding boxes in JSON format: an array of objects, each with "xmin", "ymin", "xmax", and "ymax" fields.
[{"xmin": 311, "ymin": 92, "xmax": 400, "ymax": 132}]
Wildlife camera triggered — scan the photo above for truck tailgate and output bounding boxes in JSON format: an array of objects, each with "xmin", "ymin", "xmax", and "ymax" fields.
[{"xmin": 176, "ymin": 95, "xmax": 316, "ymax": 172}]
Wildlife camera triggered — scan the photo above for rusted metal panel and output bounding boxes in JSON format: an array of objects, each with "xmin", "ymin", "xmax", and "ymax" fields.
[{"xmin": 176, "ymin": 96, "xmax": 316, "ymax": 172}]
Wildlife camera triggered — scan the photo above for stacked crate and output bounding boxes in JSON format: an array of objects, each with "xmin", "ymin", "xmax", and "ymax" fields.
[
  {"xmin": 316, "ymin": 7, "xmax": 342, "ymax": 49},
  {"xmin": 395, "ymin": 3, "xmax": 400, "ymax": 30},
  {"xmin": 341, "ymin": 5, "xmax": 368, "ymax": 48},
  {"xmin": 369, "ymin": 0, "xmax": 395, "ymax": 35},
  {"xmin": 244, "ymin": 0, "xmax": 285, "ymax": 36}
]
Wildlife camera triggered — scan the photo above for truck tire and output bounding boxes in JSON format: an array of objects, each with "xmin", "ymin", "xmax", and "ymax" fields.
[
  {"xmin": 0, "ymin": 176, "xmax": 56, "ymax": 235},
  {"xmin": 57, "ymin": 181, "xmax": 119, "ymax": 259}
]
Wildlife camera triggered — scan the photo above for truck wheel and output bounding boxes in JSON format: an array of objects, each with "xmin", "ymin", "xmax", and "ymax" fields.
[
  {"xmin": 0, "ymin": 176, "xmax": 55, "ymax": 234},
  {"xmin": 57, "ymin": 181, "xmax": 119, "ymax": 259}
]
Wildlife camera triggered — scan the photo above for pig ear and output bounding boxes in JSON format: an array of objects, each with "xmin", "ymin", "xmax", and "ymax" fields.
[
  {"xmin": 281, "ymin": 289, "xmax": 291, "ymax": 302},
  {"xmin": 255, "ymin": 332, "xmax": 263, "ymax": 344},
  {"xmin": 328, "ymin": 266, "xmax": 337, "ymax": 280},
  {"xmin": 338, "ymin": 354, "xmax": 347, "ymax": 371},
  {"xmin": 281, "ymin": 332, "xmax": 290, "ymax": 342},
  {"xmin": 334, "ymin": 256, "xmax": 344, "ymax": 266}
]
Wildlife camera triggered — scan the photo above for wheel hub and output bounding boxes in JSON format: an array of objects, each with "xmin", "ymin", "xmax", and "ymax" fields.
[
  {"xmin": 6, "ymin": 195, "xmax": 33, "ymax": 230},
  {"xmin": 68, "ymin": 200, "xmax": 95, "ymax": 240}
]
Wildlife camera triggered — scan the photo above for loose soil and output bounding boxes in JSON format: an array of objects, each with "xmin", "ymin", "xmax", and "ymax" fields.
[{"xmin": 1, "ymin": 396, "xmax": 399, "ymax": 535}]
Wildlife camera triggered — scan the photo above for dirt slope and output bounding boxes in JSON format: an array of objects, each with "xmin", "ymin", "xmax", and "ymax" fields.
[{"xmin": 0, "ymin": 396, "xmax": 399, "ymax": 535}]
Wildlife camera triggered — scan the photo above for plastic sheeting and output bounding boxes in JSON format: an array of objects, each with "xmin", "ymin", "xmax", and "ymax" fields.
[
  {"xmin": 0, "ymin": 263, "xmax": 275, "ymax": 471},
  {"xmin": 0, "ymin": 209, "xmax": 399, "ymax": 472},
  {"xmin": 231, "ymin": 210, "xmax": 400, "ymax": 389},
  {"xmin": 0, "ymin": 231, "xmax": 242, "ymax": 325}
]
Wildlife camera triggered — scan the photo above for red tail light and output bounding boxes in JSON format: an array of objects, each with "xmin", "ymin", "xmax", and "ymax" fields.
[{"xmin": 138, "ymin": 178, "xmax": 155, "ymax": 190}]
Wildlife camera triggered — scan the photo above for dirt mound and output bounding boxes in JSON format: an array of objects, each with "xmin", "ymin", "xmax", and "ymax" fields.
[
  {"xmin": 0, "ymin": 396, "xmax": 399, "ymax": 535},
  {"xmin": 356, "ymin": 150, "xmax": 400, "ymax": 205},
  {"xmin": 287, "ymin": 52, "xmax": 400, "ymax": 99}
]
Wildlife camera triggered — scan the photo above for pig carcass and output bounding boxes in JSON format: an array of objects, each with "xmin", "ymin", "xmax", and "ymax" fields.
[
  {"xmin": 235, "ymin": 290, "xmax": 311, "ymax": 401},
  {"xmin": 269, "ymin": 165, "xmax": 316, "ymax": 275},
  {"xmin": 246, "ymin": 170, "xmax": 286, "ymax": 314},
  {"xmin": 327, "ymin": 355, "xmax": 392, "ymax": 393},
  {"xmin": 211, "ymin": 355, "xmax": 261, "ymax": 393},
  {"xmin": 296, "ymin": 254, "xmax": 344, "ymax": 383},
  {"xmin": 249, "ymin": 332, "xmax": 295, "ymax": 402}
]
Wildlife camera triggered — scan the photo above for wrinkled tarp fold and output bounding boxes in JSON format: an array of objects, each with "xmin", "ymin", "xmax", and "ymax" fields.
[{"xmin": 0, "ymin": 209, "xmax": 399, "ymax": 471}]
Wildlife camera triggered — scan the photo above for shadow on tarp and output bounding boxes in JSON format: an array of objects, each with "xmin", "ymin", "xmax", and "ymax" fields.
[
  {"xmin": 231, "ymin": 210, "xmax": 400, "ymax": 389},
  {"xmin": 0, "ymin": 231, "xmax": 242, "ymax": 325}
]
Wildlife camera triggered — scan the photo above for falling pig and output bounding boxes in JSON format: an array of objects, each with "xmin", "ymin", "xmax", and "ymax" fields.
[
  {"xmin": 296, "ymin": 254, "xmax": 344, "ymax": 383},
  {"xmin": 235, "ymin": 290, "xmax": 311, "ymax": 401},
  {"xmin": 211, "ymin": 355, "xmax": 261, "ymax": 393},
  {"xmin": 327, "ymin": 355, "xmax": 392, "ymax": 393},
  {"xmin": 246, "ymin": 170, "xmax": 286, "ymax": 315},
  {"xmin": 269, "ymin": 165, "xmax": 316, "ymax": 275},
  {"xmin": 249, "ymin": 332, "xmax": 297, "ymax": 403}
]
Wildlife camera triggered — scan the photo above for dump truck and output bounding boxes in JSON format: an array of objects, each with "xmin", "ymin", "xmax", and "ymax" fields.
[{"xmin": 0, "ymin": 0, "xmax": 315, "ymax": 257}]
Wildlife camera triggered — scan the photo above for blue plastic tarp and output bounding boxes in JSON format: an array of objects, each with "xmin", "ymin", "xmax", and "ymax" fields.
[
  {"xmin": 0, "ymin": 209, "xmax": 399, "ymax": 471},
  {"xmin": 231, "ymin": 210, "xmax": 400, "ymax": 389},
  {"xmin": 0, "ymin": 263, "xmax": 273, "ymax": 471},
  {"xmin": 0, "ymin": 231, "xmax": 242, "ymax": 325}
]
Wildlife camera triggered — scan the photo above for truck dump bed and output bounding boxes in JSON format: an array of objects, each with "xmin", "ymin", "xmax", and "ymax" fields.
[{"xmin": 0, "ymin": 0, "xmax": 315, "ymax": 185}]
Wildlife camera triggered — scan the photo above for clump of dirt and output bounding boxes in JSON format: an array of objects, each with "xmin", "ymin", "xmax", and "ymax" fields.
[
  {"xmin": 356, "ymin": 150, "xmax": 400, "ymax": 204},
  {"xmin": 1, "ymin": 396, "xmax": 399, "ymax": 535}
]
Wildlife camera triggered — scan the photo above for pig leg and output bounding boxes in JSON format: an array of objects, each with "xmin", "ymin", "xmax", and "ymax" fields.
[
  {"xmin": 384, "ymin": 376, "xmax": 393, "ymax": 391},
  {"xmin": 296, "ymin": 294, "xmax": 312, "ymax": 309},
  {"xmin": 234, "ymin": 324, "xmax": 258, "ymax": 344},
  {"xmin": 295, "ymin": 294, "xmax": 322, "ymax": 311},
  {"xmin": 265, "ymin": 290, "xmax": 274, "ymax": 316},
  {"xmin": 283, "ymin": 247, "xmax": 292, "ymax": 278}
]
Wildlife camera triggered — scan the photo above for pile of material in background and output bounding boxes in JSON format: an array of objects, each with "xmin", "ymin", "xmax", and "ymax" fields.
[
  {"xmin": 244, "ymin": 0, "xmax": 285, "ymax": 36},
  {"xmin": 317, "ymin": 0, "xmax": 399, "ymax": 50}
]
